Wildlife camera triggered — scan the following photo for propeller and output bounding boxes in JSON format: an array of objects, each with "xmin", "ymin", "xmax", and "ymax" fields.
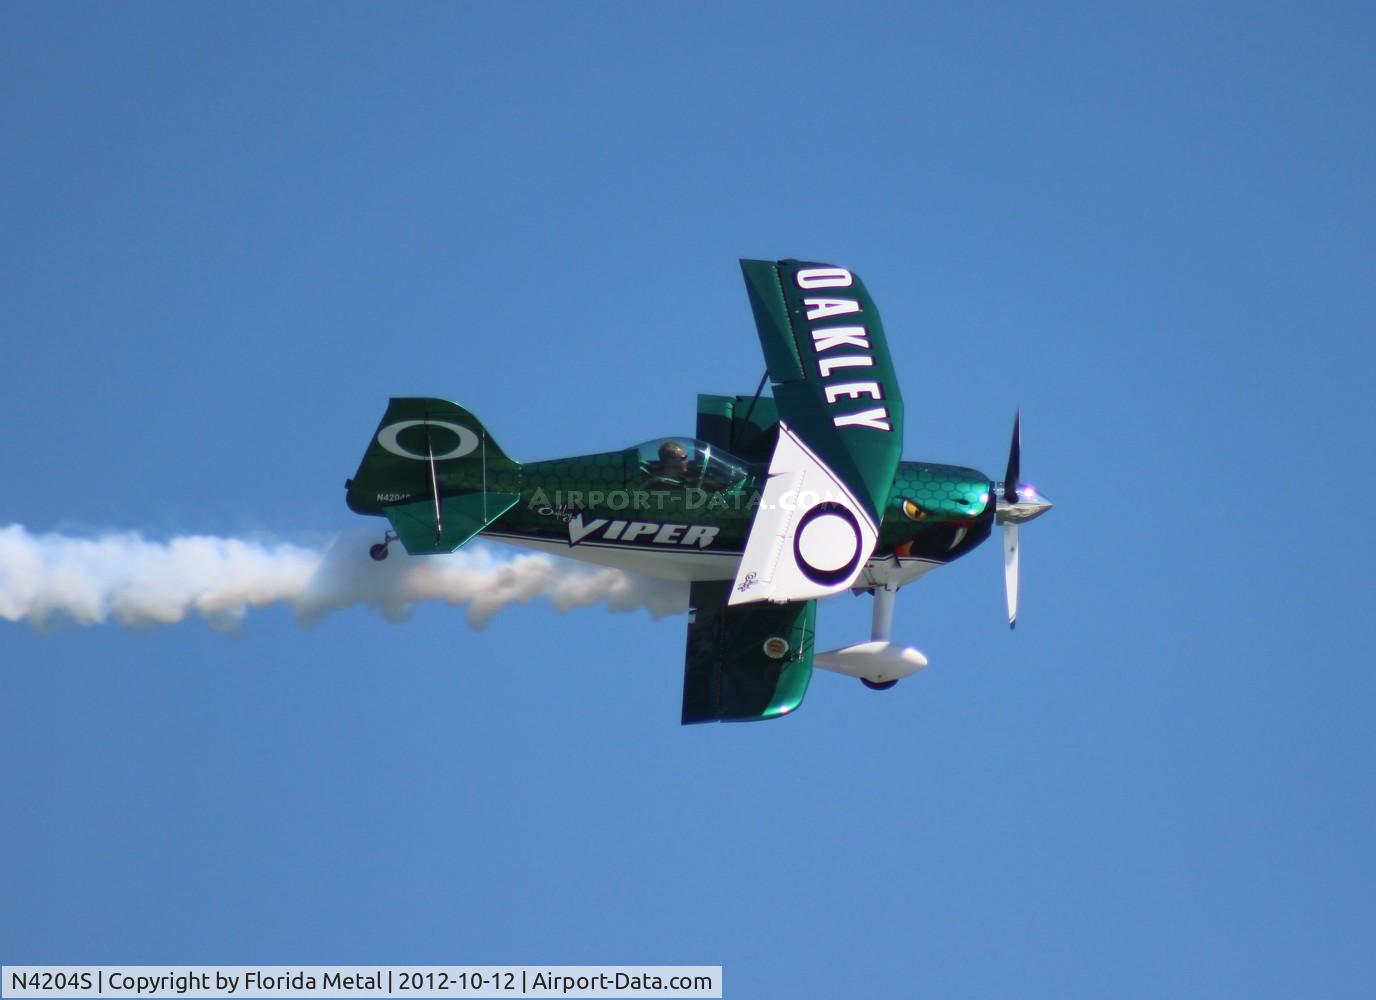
[
  {"xmin": 1003, "ymin": 411, "xmax": 1021, "ymax": 505},
  {"xmin": 1003, "ymin": 517, "xmax": 1020, "ymax": 629},
  {"xmin": 994, "ymin": 411, "xmax": 1052, "ymax": 629}
]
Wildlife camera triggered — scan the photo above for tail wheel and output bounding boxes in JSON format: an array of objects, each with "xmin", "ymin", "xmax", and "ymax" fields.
[{"xmin": 369, "ymin": 543, "xmax": 389, "ymax": 562}]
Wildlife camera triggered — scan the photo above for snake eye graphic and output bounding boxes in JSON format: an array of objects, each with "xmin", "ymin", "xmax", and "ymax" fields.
[{"xmin": 901, "ymin": 498, "xmax": 927, "ymax": 521}]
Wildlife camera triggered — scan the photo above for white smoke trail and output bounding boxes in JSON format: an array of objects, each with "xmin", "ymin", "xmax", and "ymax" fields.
[{"xmin": 0, "ymin": 524, "xmax": 688, "ymax": 632}]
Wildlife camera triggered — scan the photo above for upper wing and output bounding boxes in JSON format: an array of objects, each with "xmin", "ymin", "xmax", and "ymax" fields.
[
  {"xmin": 739, "ymin": 259, "xmax": 904, "ymax": 517},
  {"xmin": 730, "ymin": 260, "xmax": 905, "ymax": 604}
]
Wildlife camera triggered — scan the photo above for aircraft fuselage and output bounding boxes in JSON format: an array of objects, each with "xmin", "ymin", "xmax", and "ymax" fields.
[{"xmin": 348, "ymin": 448, "xmax": 994, "ymax": 588}]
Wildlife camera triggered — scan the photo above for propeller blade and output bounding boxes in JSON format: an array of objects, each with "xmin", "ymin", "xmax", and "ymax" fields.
[
  {"xmin": 1003, "ymin": 410, "xmax": 1021, "ymax": 503},
  {"xmin": 1003, "ymin": 521, "xmax": 1020, "ymax": 629}
]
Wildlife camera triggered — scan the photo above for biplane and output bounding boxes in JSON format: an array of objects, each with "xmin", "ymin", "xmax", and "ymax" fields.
[{"xmin": 345, "ymin": 260, "xmax": 1052, "ymax": 723}]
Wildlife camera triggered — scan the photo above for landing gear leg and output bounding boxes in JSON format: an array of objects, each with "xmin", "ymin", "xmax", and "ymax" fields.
[
  {"xmin": 369, "ymin": 531, "xmax": 398, "ymax": 562},
  {"xmin": 871, "ymin": 584, "xmax": 896, "ymax": 643},
  {"xmin": 860, "ymin": 584, "xmax": 900, "ymax": 691}
]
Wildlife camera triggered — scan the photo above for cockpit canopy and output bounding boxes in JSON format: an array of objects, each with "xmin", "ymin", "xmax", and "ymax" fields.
[{"xmin": 630, "ymin": 438, "xmax": 750, "ymax": 492}]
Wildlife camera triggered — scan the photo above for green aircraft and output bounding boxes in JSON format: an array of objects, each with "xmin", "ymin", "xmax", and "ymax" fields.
[{"xmin": 345, "ymin": 259, "xmax": 1052, "ymax": 724}]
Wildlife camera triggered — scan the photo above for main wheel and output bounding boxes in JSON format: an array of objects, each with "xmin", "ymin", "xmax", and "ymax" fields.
[
  {"xmin": 860, "ymin": 677, "xmax": 898, "ymax": 691},
  {"xmin": 369, "ymin": 543, "xmax": 389, "ymax": 562}
]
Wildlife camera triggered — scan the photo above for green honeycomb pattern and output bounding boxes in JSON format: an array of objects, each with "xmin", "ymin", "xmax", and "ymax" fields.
[
  {"xmin": 878, "ymin": 461, "xmax": 993, "ymax": 549},
  {"xmin": 889, "ymin": 463, "xmax": 990, "ymax": 516}
]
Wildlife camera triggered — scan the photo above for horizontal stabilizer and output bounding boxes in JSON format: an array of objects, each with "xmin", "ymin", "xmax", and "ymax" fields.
[{"xmin": 384, "ymin": 492, "xmax": 521, "ymax": 555}]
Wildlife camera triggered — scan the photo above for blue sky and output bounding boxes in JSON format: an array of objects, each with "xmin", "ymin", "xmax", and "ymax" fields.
[{"xmin": 2, "ymin": 3, "xmax": 1373, "ymax": 996}]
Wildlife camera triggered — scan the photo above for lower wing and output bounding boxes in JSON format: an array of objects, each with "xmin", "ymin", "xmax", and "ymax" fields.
[{"xmin": 681, "ymin": 580, "xmax": 815, "ymax": 724}]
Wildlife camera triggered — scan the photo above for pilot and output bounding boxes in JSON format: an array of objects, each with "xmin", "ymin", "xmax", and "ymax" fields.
[{"xmin": 656, "ymin": 441, "xmax": 689, "ymax": 480}]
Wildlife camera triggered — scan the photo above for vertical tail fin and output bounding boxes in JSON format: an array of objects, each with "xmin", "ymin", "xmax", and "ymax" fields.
[{"xmin": 345, "ymin": 398, "xmax": 521, "ymax": 553}]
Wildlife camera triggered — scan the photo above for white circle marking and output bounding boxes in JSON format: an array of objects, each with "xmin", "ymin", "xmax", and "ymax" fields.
[{"xmin": 796, "ymin": 511, "xmax": 860, "ymax": 572}]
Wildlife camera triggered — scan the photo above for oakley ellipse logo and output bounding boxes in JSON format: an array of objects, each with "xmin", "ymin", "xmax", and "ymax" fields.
[{"xmin": 376, "ymin": 420, "xmax": 479, "ymax": 461}]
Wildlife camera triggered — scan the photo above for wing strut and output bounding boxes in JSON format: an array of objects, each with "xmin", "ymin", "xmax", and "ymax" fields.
[{"xmin": 731, "ymin": 370, "xmax": 769, "ymax": 452}]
